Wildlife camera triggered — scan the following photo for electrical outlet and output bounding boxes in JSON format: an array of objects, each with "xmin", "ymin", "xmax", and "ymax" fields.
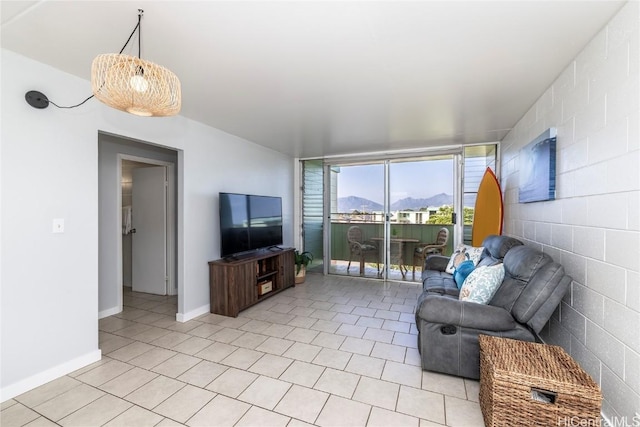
[{"xmin": 52, "ymin": 218, "xmax": 64, "ymax": 233}]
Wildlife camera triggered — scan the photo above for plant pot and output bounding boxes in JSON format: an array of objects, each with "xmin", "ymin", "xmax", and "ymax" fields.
[{"xmin": 295, "ymin": 265, "xmax": 306, "ymax": 284}]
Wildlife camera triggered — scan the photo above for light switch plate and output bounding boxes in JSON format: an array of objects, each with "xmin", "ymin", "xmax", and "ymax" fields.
[{"xmin": 52, "ymin": 218, "xmax": 64, "ymax": 233}]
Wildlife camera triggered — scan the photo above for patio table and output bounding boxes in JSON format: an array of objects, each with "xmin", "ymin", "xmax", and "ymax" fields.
[{"xmin": 371, "ymin": 237, "xmax": 419, "ymax": 278}]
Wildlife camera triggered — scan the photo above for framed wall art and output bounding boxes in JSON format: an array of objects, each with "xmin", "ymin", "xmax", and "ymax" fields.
[{"xmin": 518, "ymin": 128, "xmax": 557, "ymax": 203}]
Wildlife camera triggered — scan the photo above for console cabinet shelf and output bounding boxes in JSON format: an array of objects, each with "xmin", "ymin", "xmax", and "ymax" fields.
[{"xmin": 208, "ymin": 248, "xmax": 295, "ymax": 317}]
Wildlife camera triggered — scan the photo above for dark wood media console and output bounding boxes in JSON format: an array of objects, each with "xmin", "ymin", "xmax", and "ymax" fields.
[{"xmin": 208, "ymin": 248, "xmax": 295, "ymax": 317}]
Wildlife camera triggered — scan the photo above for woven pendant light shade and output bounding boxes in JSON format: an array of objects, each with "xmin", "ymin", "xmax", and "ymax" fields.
[{"xmin": 91, "ymin": 53, "xmax": 181, "ymax": 117}]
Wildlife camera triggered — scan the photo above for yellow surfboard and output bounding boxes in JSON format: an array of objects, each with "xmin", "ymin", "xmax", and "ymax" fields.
[{"xmin": 472, "ymin": 167, "xmax": 503, "ymax": 246}]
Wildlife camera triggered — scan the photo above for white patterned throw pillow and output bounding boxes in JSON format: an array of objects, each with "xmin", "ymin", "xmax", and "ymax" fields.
[
  {"xmin": 445, "ymin": 244, "xmax": 485, "ymax": 274},
  {"xmin": 459, "ymin": 263, "xmax": 505, "ymax": 304}
]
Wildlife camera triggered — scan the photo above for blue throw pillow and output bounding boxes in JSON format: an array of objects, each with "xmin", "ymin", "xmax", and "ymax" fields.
[{"xmin": 454, "ymin": 260, "xmax": 475, "ymax": 289}]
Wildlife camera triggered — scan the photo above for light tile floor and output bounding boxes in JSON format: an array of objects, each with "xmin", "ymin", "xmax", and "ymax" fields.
[
  {"xmin": 324, "ymin": 261, "xmax": 423, "ymax": 284},
  {"xmin": 1, "ymin": 274, "xmax": 485, "ymax": 426}
]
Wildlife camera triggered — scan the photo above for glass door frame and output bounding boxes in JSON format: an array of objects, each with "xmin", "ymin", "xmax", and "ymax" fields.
[{"xmin": 322, "ymin": 149, "xmax": 465, "ymax": 281}]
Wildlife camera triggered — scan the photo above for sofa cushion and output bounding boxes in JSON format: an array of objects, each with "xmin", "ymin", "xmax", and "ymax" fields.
[
  {"xmin": 490, "ymin": 246, "xmax": 552, "ymax": 311},
  {"xmin": 459, "ymin": 263, "xmax": 505, "ymax": 304},
  {"xmin": 417, "ymin": 294, "xmax": 518, "ymax": 331},
  {"xmin": 423, "ymin": 254, "xmax": 450, "ymax": 273},
  {"xmin": 445, "ymin": 245, "xmax": 484, "ymax": 273},
  {"xmin": 504, "ymin": 246, "xmax": 551, "ymax": 281},
  {"xmin": 512, "ymin": 262, "xmax": 571, "ymax": 333},
  {"xmin": 476, "ymin": 235, "xmax": 524, "ymax": 267},
  {"xmin": 482, "ymin": 235, "xmax": 524, "ymax": 259},
  {"xmin": 422, "ymin": 270, "xmax": 459, "ymax": 296}
]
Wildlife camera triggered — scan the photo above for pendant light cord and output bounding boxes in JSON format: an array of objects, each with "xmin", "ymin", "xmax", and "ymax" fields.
[
  {"xmin": 37, "ymin": 9, "xmax": 144, "ymax": 110},
  {"xmin": 119, "ymin": 9, "xmax": 142, "ymax": 56},
  {"xmin": 47, "ymin": 94, "xmax": 95, "ymax": 109}
]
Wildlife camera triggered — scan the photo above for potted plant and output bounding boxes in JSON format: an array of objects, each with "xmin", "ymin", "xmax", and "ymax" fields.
[{"xmin": 294, "ymin": 250, "xmax": 313, "ymax": 284}]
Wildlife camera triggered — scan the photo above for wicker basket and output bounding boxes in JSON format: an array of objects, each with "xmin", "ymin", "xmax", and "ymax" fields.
[{"xmin": 479, "ymin": 335, "xmax": 602, "ymax": 427}]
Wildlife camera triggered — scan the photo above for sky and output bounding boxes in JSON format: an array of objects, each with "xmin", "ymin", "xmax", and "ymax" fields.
[{"xmin": 336, "ymin": 159, "xmax": 454, "ymax": 205}]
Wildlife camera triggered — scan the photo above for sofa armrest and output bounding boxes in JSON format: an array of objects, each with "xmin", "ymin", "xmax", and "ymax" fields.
[
  {"xmin": 424, "ymin": 255, "xmax": 450, "ymax": 272},
  {"xmin": 417, "ymin": 295, "xmax": 517, "ymax": 331}
]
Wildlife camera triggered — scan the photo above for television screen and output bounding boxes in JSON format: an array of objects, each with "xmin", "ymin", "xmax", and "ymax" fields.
[
  {"xmin": 219, "ymin": 192, "xmax": 283, "ymax": 258},
  {"xmin": 248, "ymin": 195, "xmax": 283, "ymax": 249},
  {"xmin": 219, "ymin": 193, "xmax": 250, "ymax": 256}
]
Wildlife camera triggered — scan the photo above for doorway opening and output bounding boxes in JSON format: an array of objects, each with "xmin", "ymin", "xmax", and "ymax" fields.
[
  {"xmin": 98, "ymin": 132, "xmax": 179, "ymax": 320},
  {"xmin": 121, "ymin": 158, "xmax": 177, "ymax": 314}
]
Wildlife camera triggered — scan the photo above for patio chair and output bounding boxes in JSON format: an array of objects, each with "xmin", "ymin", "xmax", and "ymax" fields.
[
  {"xmin": 412, "ymin": 227, "xmax": 449, "ymax": 278},
  {"xmin": 347, "ymin": 226, "xmax": 380, "ymax": 276}
]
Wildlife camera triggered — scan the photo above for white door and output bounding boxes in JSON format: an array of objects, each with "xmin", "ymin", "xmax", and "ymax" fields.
[{"xmin": 132, "ymin": 166, "xmax": 167, "ymax": 295}]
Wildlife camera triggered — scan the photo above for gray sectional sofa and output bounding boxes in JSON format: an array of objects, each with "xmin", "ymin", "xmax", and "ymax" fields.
[{"xmin": 415, "ymin": 235, "xmax": 572, "ymax": 379}]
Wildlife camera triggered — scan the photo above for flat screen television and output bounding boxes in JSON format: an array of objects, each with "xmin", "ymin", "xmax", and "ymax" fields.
[{"xmin": 219, "ymin": 192, "xmax": 283, "ymax": 258}]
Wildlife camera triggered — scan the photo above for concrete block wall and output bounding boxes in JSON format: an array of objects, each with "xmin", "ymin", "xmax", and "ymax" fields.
[{"xmin": 500, "ymin": 1, "xmax": 639, "ymax": 421}]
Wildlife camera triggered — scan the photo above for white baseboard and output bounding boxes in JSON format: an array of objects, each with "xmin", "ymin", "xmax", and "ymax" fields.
[
  {"xmin": 176, "ymin": 304, "xmax": 209, "ymax": 323},
  {"xmin": 98, "ymin": 306, "xmax": 121, "ymax": 319},
  {"xmin": 1, "ymin": 349, "xmax": 102, "ymax": 402}
]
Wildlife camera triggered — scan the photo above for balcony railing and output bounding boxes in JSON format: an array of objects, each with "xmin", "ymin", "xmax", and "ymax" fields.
[{"xmin": 330, "ymin": 220, "xmax": 455, "ymax": 273}]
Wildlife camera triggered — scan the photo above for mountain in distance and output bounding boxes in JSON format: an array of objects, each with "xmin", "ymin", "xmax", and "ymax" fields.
[
  {"xmin": 338, "ymin": 193, "xmax": 452, "ymax": 212},
  {"xmin": 338, "ymin": 196, "xmax": 383, "ymax": 212},
  {"xmin": 391, "ymin": 193, "xmax": 453, "ymax": 210}
]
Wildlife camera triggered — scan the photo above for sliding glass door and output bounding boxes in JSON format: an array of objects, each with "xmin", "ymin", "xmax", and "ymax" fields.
[
  {"xmin": 328, "ymin": 162, "xmax": 385, "ymax": 279},
  {"xmin": 388, "ymin": 156, "xmax": 455, "ymax": 280},
  {"xmin": 326, "ymin": 155, "xmax": 456, "ymax": 282},
  {"xmin": 300, "ymin": 144, "xmax": 497, "ymax": 281}
]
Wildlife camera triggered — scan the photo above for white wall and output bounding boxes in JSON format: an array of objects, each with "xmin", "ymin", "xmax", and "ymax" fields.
[
  {"xmin": 0, "ymin": 49, "xmax": 294, "ymax": 400},
  {"xmin": 500, "ymin": 1, "xmax": 639, "ymax": 421}
]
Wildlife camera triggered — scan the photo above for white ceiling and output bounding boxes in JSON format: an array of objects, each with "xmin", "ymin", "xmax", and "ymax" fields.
[{"xmin": 1, "ymin": 1, "xmax": 625, "ymax": 158}]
